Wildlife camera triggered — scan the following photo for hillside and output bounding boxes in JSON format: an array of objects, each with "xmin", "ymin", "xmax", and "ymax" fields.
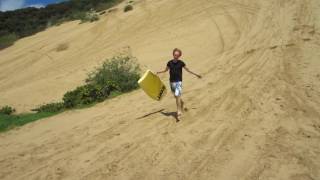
[
  {"xmin": 0, "ymin": 0, "xmax": 120, "ymax": 49},
  {"xmin": 0, "ymin": 0, "xmax": 320, "ymax": 179}
]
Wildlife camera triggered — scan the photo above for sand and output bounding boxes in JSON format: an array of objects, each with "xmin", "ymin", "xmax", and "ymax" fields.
[{"xmin": 0, "ymin": 0, "xmax": 320, "ymax": 179}]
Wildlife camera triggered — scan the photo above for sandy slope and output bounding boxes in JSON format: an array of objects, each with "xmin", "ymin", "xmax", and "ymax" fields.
[{"xmin": 0, "ymin": 0, "xmax": 320, "ymax": 179}]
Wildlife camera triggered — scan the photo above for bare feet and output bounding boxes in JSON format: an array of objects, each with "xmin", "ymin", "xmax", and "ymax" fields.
[{"xmin": 176, "ymin": 111, "xmax": 182, "ymax": 122}]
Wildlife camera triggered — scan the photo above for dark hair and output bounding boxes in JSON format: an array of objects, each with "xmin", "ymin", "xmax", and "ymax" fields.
[{"xmin": 173, "ymin": 48, "xmax": 182, "ymax": 56}]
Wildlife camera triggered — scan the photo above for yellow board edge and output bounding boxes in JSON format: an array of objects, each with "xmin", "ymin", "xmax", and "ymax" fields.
[{"xmin": 138, "ymin": 70, "xmax": 167, "ymax": 101}]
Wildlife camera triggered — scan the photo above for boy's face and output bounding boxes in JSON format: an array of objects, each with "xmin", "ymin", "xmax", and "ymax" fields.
[{"xmin": 173, "ymin": 51, "xmax": 181, "ymax": 59}]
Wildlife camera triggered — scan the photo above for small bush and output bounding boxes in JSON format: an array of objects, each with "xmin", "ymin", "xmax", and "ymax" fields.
[
  {"xmin": 63, "ymin": 84, "xmax": 110, "ymax": 108},
  {"xmin": 69, "ymin": 11, "xmax": 87, "ymax": 21},
  {"xmin": 124, "ymin": 5, "xmax": 133, "ymax": 12},
  {"xmin": 0, "ymin": 106, "xmax": 16, "ymax": 115},
  {"xmin": 85, "ymin": 12, "xmax": 100, "ymax": 22},
  {"xmin": 0, "ymin": 33, "xmax": 19, "ymax": 50},
  {"xmin": 33, "ymin": 102, "xmax": 65, "ymax": 113},
  {"xmin": 62, "ymin": 54, "xmax": 140, "ymax": 108},
  {"xmin": 71, "ymin": 11, "xmax": 100, "ymax": 23},
  {"xmin": 86, "ymin": 54, "xmax": 141, "ymax": 93}
]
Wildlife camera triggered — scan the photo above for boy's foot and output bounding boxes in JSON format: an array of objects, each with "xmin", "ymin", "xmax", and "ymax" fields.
[{"xmin": 176, "ymin": 111, "xmax": 183, "ymax": 122}]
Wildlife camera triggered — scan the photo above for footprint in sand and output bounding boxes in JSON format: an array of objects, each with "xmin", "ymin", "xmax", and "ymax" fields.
[
  {"xmin": 285, "ymin": 43, "xmax": 295, "ymax": 47},
  {"xmin": 269, "ymin": 45, "xmax": 278, "ymax": 50},
  {"xmin": 245, "ymin": 49, "xmax": 256, "ymax": 54}
]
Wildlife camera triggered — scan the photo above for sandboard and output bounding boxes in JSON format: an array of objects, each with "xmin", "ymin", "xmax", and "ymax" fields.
[{"xmin": 138, "ymin": 70, "xmax": 167, "ymax": 101}]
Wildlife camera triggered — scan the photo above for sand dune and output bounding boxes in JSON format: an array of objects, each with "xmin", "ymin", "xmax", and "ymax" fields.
[{"xmin": 0, "ymin": 0, "xmax": 320, "ymax": 179}]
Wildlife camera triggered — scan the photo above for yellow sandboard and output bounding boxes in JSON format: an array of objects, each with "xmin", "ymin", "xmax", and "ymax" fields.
[{"xmin": 138, "ymin": 70, "xmax": 167, "ymax": 101}]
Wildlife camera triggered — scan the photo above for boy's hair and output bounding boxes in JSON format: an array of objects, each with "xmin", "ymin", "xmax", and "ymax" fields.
[{"xmin": 173, "ymin": 48, "xmax": 182, "ymax": 56}]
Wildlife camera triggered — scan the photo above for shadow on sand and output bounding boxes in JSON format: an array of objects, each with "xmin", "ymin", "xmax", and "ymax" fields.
[{"xmin": 136, "ymin": 109, "xmax": 179, "ymax": 122}]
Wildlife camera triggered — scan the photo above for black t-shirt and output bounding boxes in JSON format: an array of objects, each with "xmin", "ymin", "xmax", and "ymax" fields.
[{"xmin": 167, "ymin": 59, "xmax": 186, "ymax": 82}]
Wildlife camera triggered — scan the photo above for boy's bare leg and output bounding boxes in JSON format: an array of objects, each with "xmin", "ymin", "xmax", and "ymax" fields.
[
  {"xmin": 180, "ymin": 98, "xmax": 184, "ymax": 111},
  {"xmin": 176, "ymin": 96, "xmax": 182, "ymax": 116}
]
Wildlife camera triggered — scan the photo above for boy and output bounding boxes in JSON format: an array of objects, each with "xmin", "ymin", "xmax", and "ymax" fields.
[{"xmin": 157, "ymin": 48, "xmax": 202, "ymax": 117}]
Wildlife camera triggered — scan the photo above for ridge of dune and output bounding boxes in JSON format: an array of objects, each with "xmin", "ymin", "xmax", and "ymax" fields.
[{"xmin": 0, "ymin": 0, "xmax": 320, "ymax": 179}]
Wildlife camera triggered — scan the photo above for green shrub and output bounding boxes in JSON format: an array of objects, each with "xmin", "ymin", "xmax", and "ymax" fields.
[
  {"xmin": 124, "ymin": 5, "xmax": 133, "ymax": 12},
  {"xmin": 32, "ymin": 102, "xmax": 65, "ymax": 113},
  {"xmin": 71, "ymin": 11, "xmax": 100, "ymax": 23},
  {"xmin": 95, "ymin": 1, "xmax": 119, "ymax": 12},
  {"xmin": 0, "ymin": 33, "xmax": 19, "ymax": 50},
  {"xmin": 62, "ymin": 54, "xmax": 140, "ymax": 108},
  {"xmin": 63, "ymin": 84, "xmax": 110, "ymax": 108},
  {"xmin": 89, "ymin": 13, "xmax": 100, "ymax": 22},
  {"xmin": 69, "ymin": 11, "xmax": 87, "ymax": 21},
  {"xmin": 0, "ymin": 106, "xmax": 16, "ymax": 115},
  {"xmin": 86, "ymin": 54, "xmax": 141, "ymax": 93}
]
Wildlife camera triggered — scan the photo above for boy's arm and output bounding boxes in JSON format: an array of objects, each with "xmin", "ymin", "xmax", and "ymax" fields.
[
  {"xmin": 157, "ymin": 66, "xmax": 169, "ymax": 74},
  {"xmin": 183, "ymin": 66, "xmax": 202, "ymax": 78}
]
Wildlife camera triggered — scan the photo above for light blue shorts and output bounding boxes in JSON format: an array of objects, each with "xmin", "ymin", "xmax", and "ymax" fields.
[{"xmin": 170, "ymin": 81, "xmax": 182, "ymax": 97}]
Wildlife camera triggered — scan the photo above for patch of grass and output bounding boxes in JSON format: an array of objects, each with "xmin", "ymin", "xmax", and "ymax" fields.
[
  {"xmin": 0, "ymin": 112, "xmax": 59, "ymax": 132},
  {"xmin": 124, "ymin": 5, "xmax": 133, "ymax": 12},
  {"xmin": 0, "ymin": 33, "xmax": 19, "ymax": 50},
  {"xmin": 109, "ymin": 90, "xmax": 122, "ymax": 98}
]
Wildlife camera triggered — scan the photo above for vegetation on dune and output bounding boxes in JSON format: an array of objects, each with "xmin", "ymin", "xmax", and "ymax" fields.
[
  {"xmin": 0, "ymin": 0, "xmax": 123, "ymax": 50},
  {"xmin": 62, "ymin": 84, "xmax": 110, "ymax": 108},
  {"xmin": 0, "ymin": 54, "xmax": 141, "ymax": 132},
  {"xmin": 124, "ymin": 5, "xmax": 133, "ymax": 12},
  {"xmin": 0, "ymin": 33, "xmax": 18, "ymax": 49},
  {"xmin": 86, "ymin": 54, "xmax": 140, "ymax": 93},
  {"xmin": 0, "ymin": 105, "xmax": 58, "ymax": 132},
  {"xmin": 0, "ymin": 106, "xmax": 16, "ymax": 115},
  {"xmin": 34, "ymin": 54, "xmax": 140, "ymax": 111},
  {"xmin": 0, "ymin": 112, "xmax": 59, "ymax": 132},
  {"xmin": 64, "ymin": 54, "xmax": 140, "ymax": 109},
  {"xmin": 32, "ymin": 102, "xmax": 65, "ymax": 113}
]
